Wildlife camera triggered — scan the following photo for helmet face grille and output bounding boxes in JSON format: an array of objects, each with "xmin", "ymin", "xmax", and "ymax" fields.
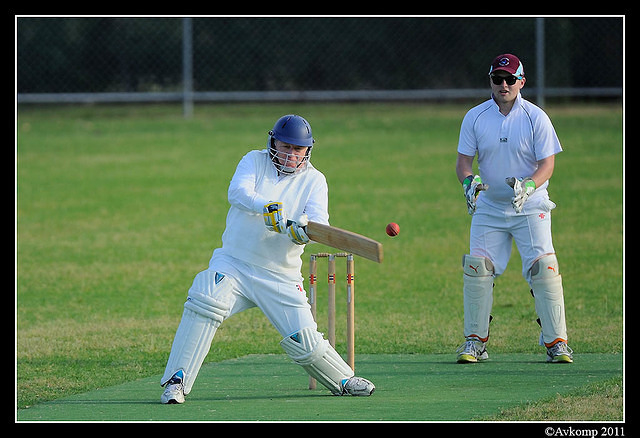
[
  {"xmin": 268, "ymin": 144, "xmax": 310, "ymax": 175},
  {"xmin": 267, "ymin": 115, "xmax": 314, "ymax": 175}
]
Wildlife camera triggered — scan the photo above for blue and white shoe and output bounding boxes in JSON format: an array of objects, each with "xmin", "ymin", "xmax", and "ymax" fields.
[
  {"xmin": 161, "ymin": 370, "xmax": 185, "ymax": 404},
  {"xmin": 340, "ymin": 377, "xmax": 375, "ymax": 396}
]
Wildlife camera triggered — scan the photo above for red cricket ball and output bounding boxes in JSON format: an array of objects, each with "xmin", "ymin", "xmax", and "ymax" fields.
[{"xmin": 386, "ymin": 222, "xmax": 400, "ymax": 237}]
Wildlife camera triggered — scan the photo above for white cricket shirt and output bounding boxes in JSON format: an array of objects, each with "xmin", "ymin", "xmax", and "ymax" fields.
[
  {"xmin": 210, "ymin": 149, "xmax": 329, "ymax": 280},
  {"xmin": 457, "ymin": 93, "xmax": 562, "ymax": 211}
]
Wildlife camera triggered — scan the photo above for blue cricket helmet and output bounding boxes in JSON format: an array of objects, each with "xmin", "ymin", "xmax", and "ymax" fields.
[
  {"xmin": 268, "ymin": 114, "xmax": 315, "ymax": 147},
  {"xmin": 267, "ymin": 115, "xmax": 315, "ymax": 174}
]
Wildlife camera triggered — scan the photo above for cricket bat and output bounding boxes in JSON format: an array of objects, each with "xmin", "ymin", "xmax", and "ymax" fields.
[{"xmin": 303, "ymin": 221, "xmax": 383, "ymax": 263}]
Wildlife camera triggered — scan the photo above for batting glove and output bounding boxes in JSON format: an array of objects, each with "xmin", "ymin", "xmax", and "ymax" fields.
[
  {"xmin": 462, "ymin": 174, "xmax": 489, "ymax": 215},
  {"xmin": 506, "ymin": 177, "xmax": 536, "ymax": 213},
  {"xmin": 287, "ymin": 214, "xmax": 310, "ymax": 245},
  {"xmin": 263, "ymin": 201, "xmax": 287, "ymax": 233}
]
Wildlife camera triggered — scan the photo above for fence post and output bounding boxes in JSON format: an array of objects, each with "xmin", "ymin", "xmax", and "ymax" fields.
[
  {"xmin": 182, "ymin": 17, "xmax": 194, "ymax": 119},
  {"xmin": 536, "ymin": 17, "xmax": 545, "ymax": 108}
]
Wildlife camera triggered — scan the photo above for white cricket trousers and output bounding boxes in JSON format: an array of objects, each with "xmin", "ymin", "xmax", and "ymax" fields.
[
  {"xmin": 161, "ymin": 254, "xmax": 317, "ymax": 393},
  {"xmin": 470, "ymin": 199, "xmax": 557, "ymax": 284},
  {"xmin": 204, "ymin": 254, "xmax": 317, "ymax": 337}
]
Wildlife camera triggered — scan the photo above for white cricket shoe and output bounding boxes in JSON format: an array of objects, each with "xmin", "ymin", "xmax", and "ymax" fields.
[
  {"xmin": 161, "ymin": 370, "xmax": 185, "ymax": 404},
  {"xmin": 456, "ymin": 338, "xmax": 489, "ymax": 363},
  {"xmin": 340, "ymin": 376, "xmax": 375, "ymax": 396},
  {"xmin": 546, "ymin": 341, "xmax": 574, "ymax": 363}
]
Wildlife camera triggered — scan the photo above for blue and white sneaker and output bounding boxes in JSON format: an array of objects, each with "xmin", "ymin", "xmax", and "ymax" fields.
[
  {"xmin": 340, "ymin": 377, "xmax": 375, "ymax": 396},
  {"xmin": 161, "ymin": 370, "xmax": 185, "ymax": 404}
]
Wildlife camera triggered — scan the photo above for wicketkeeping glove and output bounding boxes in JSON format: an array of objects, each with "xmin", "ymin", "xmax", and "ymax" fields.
[
  {"xmin": 462, "ymin": 174, "xmax": 489, "ymax": 215},
  {"xmin": 505, "ymin": 177, "xmax": 536, "ymax": 213},
  {"xmin": 263, "ymin": 201, "xmax": 287, "ymax": 233}
]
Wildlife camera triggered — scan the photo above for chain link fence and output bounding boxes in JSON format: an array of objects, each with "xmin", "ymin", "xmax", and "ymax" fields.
[{"xmin": 17, "ymin": 16, "xmax": 623, "ymax": 109}]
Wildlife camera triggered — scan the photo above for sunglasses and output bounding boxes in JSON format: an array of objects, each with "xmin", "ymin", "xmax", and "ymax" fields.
[{"xmin": 490, "ymin": 74, "xmax": 522, "ymax": 85}]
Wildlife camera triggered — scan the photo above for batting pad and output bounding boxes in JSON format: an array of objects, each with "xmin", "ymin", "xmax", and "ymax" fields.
[
  {"xmin": 462, "ymin": 255, "xmax": 494, "ymax": 342},
  {"xmin": 280, "ymin": 327, "xmax": 354, "ymax": 395},
  {"xmin": 161, "ymin": 290, "xmax": 231, "ymax": 394},
  {"xmin": 530, "ymin": 254, "xmax": 568, "ymax": 347}
]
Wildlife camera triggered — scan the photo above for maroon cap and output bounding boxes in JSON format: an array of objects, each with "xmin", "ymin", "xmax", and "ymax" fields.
[{"xmin": 488, "ymin": 54, "xmax": 524, "ymax": 77}]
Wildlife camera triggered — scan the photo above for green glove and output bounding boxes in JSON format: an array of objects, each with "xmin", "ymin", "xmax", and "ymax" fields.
[{"xmin": 462, "ymin": 174, "xmax": 489, "ymax": 215}]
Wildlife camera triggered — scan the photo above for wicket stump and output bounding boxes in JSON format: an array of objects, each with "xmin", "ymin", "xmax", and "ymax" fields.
[{"xmin": 308, "ymin": 252, "xmax": 355, "ymax": 390}]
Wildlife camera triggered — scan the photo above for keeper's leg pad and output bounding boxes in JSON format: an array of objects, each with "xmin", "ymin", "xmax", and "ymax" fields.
[
  {"xmin": 530, "ymin": 254, "xmax": 567, "ymax": 347},
  {"xmin": 280, "ymin": 327, "xmax": 354, "ymax": 395},
  {"xmin": 462, "ymin": 255, "xmax": 495, "ymax": 342},
  {"xmin": 161, "ymin": 271, "xmax": 231, "ymax": 394}
]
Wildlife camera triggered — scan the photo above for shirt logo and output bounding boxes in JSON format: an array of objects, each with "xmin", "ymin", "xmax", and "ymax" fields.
[{"xmin": 500, "ymin": 137, "xmax": 508, "ymax": 142}]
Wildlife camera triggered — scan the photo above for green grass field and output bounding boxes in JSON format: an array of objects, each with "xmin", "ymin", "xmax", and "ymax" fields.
[{"xmin": 16, "ymin": 102, "xmax": 623, "ymax": 421}]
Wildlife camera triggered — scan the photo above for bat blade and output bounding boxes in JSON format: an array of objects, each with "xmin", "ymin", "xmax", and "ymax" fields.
[{"xmin": 305, "ymin": 221, "xmax": 383, "ymax": 263}]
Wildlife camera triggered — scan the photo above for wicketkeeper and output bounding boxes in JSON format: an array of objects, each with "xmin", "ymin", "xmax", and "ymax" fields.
[
  {"xmin": 160, "ymin": 114, "xmax": 375, "ymax": 404},
  {"xmin": 455, "ymin": 54, "xmax": 573, "ymax": 364}
]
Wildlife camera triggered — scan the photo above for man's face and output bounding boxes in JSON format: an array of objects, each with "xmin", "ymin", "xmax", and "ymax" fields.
[
  {"xmin": 490, "ymin": 71, "xmax": 525, "ymax": 105},
  {"xmin": 274, "ymin": 140, "xmax": 309, "ymax": 171}
]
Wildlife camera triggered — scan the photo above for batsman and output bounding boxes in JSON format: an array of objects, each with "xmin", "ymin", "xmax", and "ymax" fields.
[
  {"xmin": 160, "ymin": 114, "xmax": 375, "ymax": 404},
  {"xmin": 455, "ymin": 54, "xmax": 573, "ymax": 364}
]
